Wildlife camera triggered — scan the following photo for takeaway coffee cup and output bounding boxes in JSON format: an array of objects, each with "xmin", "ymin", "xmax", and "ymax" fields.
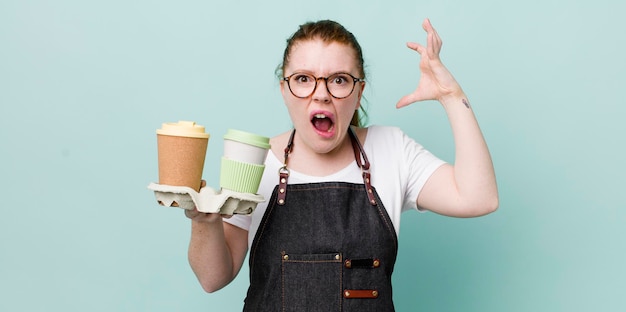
[
  {"xmin": 219, "ymin": 129, "xmax": 270, "ymax": 194},
  {"xmin": 156, "ymin": 121, "xmax": 210, "ymax": 192}
]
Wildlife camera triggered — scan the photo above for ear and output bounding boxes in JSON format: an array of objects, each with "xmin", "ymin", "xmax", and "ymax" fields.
[
  {"xmin": 355, "ymin": 81, "xmax": 366, "ymax": 109},
  {"xmin": 280, "ymin": 79, "xmax": 288, "ymax": 100}
]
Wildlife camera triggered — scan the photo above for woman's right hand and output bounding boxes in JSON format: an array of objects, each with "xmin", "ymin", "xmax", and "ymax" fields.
[
  {"xmin": 183, "ymin": 179, "xmax": 233, "ymax": 222},
  {"xmin": 184, "ymin": 208, "xmax": 224, "ymax": 223},
  {"xmin": 184, "ymin": 179, "xmax": 249, "ymax": 292}
]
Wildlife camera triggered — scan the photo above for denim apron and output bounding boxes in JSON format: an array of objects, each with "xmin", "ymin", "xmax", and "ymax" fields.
[{"xmin": 243, "ymin": 128, "xmax": 398, "ymax": 311}]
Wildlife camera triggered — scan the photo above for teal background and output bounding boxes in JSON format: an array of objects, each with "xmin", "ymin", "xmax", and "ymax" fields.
[{"xmin": 1, "ymin": 0, "xmax": 624, "ymax": 311}]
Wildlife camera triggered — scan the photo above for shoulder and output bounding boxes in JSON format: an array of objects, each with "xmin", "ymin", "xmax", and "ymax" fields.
[
  {"xmin": 363, "ymin": 125, "xmax": 407, "ymax": 147},
  {"xmin": 363, "ymin": 125, "xmax": 439, "ymax": 168},
  {"xmin": 365, "ymin": 125, "xmax": 404, "ymax": 136},
  {"xmin": 269, "ymin": 130, "xmax": 293, "ymax": 161}
]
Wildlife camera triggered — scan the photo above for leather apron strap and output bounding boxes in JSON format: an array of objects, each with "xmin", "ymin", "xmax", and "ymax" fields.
[{"xmin": 277, "ymin": 127, "xmax": 377, "ymax": 206}]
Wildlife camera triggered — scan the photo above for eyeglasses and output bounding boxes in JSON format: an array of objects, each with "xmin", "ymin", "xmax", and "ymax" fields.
[{"xmin": 283, "ymin": 72, "xmax": 365, "ymax": 99}]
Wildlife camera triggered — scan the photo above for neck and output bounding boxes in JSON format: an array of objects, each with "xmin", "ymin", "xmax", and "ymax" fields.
[{"xmin": 287, "ymin": 130, "xmax": 356, "ymax": 177}]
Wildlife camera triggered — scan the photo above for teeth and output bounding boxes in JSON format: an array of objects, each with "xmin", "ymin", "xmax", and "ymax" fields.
[{"xmin": 311, "ymin": 113, "xmax": 334, "ymax": 133}]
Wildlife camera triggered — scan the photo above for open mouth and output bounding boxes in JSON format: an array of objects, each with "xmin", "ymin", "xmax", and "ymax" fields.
[{"xmin": 311, "ymin": 112, "xmax": 335, "ymax": 134}]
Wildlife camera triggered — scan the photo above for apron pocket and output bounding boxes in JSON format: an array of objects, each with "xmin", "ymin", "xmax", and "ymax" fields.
[{"xmin": 281, "ymin": 252, "xmax": 343, "ymax": 312}]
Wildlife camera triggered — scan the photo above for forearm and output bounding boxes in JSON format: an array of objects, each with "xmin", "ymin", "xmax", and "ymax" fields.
[
  {"xmin": 187, "ymin": 219, "xmax": 238, "ymax": 293},
  {"xmin": 441, "ymin": 92, "xmax": 498, "ymax": 213}
]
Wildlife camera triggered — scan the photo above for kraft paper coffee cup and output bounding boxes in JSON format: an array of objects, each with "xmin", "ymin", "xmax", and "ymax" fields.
[
  {"xmin": 220, "ymin": 129, "xmax": 270, "ymax": 194},
  {"xmin": 156, "ymin": 121, "xmax": 210, "ymax": 192}
]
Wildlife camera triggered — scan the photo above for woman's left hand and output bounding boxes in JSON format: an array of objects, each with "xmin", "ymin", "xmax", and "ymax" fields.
[{"xmin": 396, "ymin": 18, "xmax": 464, "ymax": 108}]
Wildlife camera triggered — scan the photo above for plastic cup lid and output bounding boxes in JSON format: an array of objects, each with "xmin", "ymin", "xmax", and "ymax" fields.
[
  {"xmin": 156, "ymin": 121, "xmax": 210, "ymax": 139},
  {"xmin": 223, "ymin": 129, "xmax": 270, "ymax": 149}
]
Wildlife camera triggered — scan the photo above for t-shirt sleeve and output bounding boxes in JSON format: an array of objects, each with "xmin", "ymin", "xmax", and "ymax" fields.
[
  {"xmin": 223, "ymin": 214, "xmax": 252, "ymax": 231},
  {"xmin": 400, "ymin": 129, "xmax": 447, "ymax": 212}
]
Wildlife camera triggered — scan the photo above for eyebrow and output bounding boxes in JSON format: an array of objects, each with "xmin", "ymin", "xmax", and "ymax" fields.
[{"xmin": 287, "ymin": 70, "xmax": 355, "ymax": 77}]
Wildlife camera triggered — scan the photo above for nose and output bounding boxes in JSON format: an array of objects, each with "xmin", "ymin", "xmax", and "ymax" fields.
[{"xmin": 312, "ymin": 77, "xmax": 331, "ymax": 102}]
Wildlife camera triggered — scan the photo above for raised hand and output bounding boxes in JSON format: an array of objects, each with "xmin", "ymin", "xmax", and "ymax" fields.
[{"xmin": 396, "ymin": 18, "xmax": 464, "ymax": 108}]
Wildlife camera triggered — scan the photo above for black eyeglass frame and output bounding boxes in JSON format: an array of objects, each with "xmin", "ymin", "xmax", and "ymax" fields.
[{"xmin": 282, "ymin": 72, "xmax": 365, "ymax": 99}]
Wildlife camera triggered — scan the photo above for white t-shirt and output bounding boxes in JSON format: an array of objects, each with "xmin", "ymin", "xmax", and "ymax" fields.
[{"xmin": 224, "ymin": 125, "xmax": 446, "ymax": 249}]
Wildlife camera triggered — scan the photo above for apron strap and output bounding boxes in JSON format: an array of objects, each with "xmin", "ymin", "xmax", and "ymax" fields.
[
  {"xmin": 277, "ymin": 127, "xmax": 377, "ymax": 206},
  {"xmin": 277, "ymin": 130, "xmax": 295, "ymax": 205},
  {"xmin": 349, "ymin": 127, "xmax": 377, "ymax": 206}
]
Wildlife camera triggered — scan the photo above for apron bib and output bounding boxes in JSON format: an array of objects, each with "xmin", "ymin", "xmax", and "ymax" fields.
[{"xmin": 243, "ymin": 129, "xmax": 398, "ymax": 311}]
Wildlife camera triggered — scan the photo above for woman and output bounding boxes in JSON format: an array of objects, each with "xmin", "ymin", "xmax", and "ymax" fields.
[{"xmin": 185, "ymin": 18, "xmax": 498, "ymax": 311}]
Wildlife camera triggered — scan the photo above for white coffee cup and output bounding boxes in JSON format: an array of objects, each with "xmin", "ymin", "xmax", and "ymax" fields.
[
  {"xmin": 223, "ymin": 129, "xmax": 270, "ymax": 164},
  {"xmin": 220, "ymin": 129, "xmax": 271, "ymax": 194}
]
